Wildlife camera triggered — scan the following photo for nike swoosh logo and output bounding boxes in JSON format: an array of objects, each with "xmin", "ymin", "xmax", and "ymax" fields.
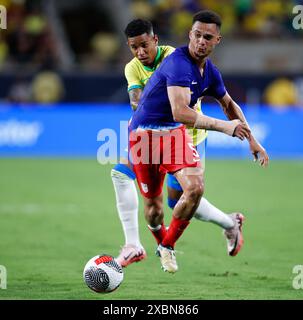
[
  {"xmin": 123, "ymin": 253, "xmax": 133, "ymax": 260},
  {"xmin": 191, "ymin": 81, "xmax": 198, "ymax": 85}
]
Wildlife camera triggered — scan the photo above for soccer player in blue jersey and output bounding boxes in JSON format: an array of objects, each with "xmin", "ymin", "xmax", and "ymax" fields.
[
  {"xmin": 128, "ymin": 10, "xmax": 269, "ymax": 273},
  {"xmin": 113, "ymin": 19, "xmax": 251, "ymax": 268}
]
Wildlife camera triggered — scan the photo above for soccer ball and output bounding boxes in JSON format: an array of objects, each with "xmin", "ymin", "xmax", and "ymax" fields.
[{"xmin": 83, "ymin": 254, "xmax": 123, "ymax": 293}]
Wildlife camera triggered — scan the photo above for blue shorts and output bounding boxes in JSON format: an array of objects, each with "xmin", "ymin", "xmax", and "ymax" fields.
[{"xmin": 167, "ymin": 139, "xmax": 207, "ymax": 191}]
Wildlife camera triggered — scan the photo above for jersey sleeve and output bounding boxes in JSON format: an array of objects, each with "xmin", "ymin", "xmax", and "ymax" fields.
[
  {"xmin": 124, "ymin": 62, "xmax": 144, "ymax": 92},
  {"xmin": 204, "ymin": 65, "xmax": 226, "ymax": 99},
  {"xmin": 164, "ymin": 56, "xmax": 192, "ymax": 88},
  {"xmin": 164, "ymin": 45, "xmax": 175, "ymax": 57}
]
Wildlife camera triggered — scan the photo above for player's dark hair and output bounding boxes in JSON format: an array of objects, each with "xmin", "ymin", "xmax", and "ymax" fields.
[
  {"xmin": 124, "ymin": 19, "xmax": 154, "ymax": 38},
  {"xmin": 192, "ymin": 10, "xmax": 222, "ymax": 29}
]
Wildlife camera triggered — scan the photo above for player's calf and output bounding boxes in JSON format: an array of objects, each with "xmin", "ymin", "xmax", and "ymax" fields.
[{"xmin": 148, "ymin": 223, "xmax": 167, "ymax": 244}]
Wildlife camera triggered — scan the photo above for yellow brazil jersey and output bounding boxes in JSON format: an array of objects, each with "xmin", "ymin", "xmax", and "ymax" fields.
[
  {"xmin": 125, "ymin": 45, "xmax": 174, "ymax": 91},
  {"xmin": 124, "ymin": 45, "xmax": 207, "ymax": 146},
  {"xmin": 186, "ymin": 98, "xmax": 208, "ymax": 146}
]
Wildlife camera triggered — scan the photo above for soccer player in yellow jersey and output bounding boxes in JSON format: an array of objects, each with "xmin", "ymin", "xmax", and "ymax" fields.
[{"xmin": 112, "ymin": 19, "xmax": 246, "ymax": 267}]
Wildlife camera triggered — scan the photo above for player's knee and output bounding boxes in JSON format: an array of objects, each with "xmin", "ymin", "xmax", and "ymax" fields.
[
  {"xmin": 111, "ymin": 168, "xmax": 128, "ymax": 182},
  {"xmin": 184, "ymin": 182, "xmax": 204, "ymax": 204},
  {"xmin": 111, "ymin": 164, "xmax": 136, "ymax": 181}
]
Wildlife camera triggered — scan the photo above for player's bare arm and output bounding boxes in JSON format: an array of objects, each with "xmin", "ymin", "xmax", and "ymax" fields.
[
  {"xmin": 167, "ymin": 86, "xmax": 250, "ymax": 139},
  {"xmin": 129, "ymin": 88, "xmax": 142, "ymax": 111},
  {"xmin": 218, "ymin": 93, "xmax": 269, "ymax": 167}
]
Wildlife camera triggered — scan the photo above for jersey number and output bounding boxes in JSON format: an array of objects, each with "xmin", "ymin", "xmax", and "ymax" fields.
[{"xmin": 188, "ymin": 143, "xmax": 200, "ymax": 162}]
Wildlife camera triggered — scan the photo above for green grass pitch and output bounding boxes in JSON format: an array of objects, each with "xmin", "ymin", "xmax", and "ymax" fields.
[{"xmin": 0, "ymin": 158, "xmax": 302, "ymax": 300}]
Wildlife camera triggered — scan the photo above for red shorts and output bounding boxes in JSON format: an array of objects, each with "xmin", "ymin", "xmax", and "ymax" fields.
[{"xmin": 129, "ymin": 125, "xmax": 201, "ymax": 198}]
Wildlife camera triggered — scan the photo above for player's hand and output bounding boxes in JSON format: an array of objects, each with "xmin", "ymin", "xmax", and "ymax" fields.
[
  {"xmin": 232, "ymin": 121, "xmax": 251, "ymax": 141},
  {"xmin": 249, "ymin": 139, "xmax": 269, "ymax": 167}
]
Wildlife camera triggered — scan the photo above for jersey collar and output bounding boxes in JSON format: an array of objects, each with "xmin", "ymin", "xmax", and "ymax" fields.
[{"xmin": 143, "ymin": 47, "xmax": 161, "ymax": 71}]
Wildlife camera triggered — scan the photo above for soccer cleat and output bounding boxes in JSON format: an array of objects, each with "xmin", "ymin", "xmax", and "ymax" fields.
[
  {"xmin": 223, "ymin": 213, "xmax": 245, "ymax": 257},
  {"xmin": 156, "ymin": 244, "xmax": 178, "ymax": 273},
  {"xmin": 116, "ymin": 244, "xmax": 147, "ymax": 268}
]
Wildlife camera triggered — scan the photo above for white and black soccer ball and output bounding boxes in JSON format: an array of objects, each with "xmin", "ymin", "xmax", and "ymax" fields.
[{"xmin": 83, "ymin": 254, "xmax": 123, "ymax": 293}]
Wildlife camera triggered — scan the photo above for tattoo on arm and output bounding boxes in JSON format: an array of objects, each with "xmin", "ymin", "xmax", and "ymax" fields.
[{"xmin": 129, "ymin": 88, "xmax": 142, "ymax": 111}]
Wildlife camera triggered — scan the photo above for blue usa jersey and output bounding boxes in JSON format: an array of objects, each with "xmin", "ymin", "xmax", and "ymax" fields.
[{"xmin": 129, "ymin": 46, "xmax": 226, "ymax": 131}]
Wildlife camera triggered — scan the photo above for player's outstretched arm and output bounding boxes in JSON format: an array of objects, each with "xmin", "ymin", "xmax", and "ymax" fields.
[
  {"xmin": 218, "ymin": 93, "xmax": 269, "ymax": 167},
  {"xmin": 167, "ymin": 86, "xmax": 250, "ymax": 139}
]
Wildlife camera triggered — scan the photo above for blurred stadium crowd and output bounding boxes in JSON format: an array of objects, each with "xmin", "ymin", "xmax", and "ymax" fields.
[{"xmin": 0, "ymin": 0, "xmax": 302, "ymax": 106}]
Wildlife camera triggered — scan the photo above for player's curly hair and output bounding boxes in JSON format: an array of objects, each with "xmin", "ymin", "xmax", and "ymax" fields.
[
  {"xmin": 193, "ymin": 10, "xmax": 222, "ymax": 29},
  {"xmin": 124, "ymin": 19, "xmax": 154, "ymax": 38}
]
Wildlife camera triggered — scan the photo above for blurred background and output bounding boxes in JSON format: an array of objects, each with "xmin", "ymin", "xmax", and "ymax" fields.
[
  {"xmin": 0, "ymin": 0, "xmax": 302, "ymax": 103},
  {"xmin": 0, "ymin": 0, "xmax": 302, "ymax": 158}
]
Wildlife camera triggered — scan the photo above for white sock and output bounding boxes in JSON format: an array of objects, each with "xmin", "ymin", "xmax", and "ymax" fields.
[
  {"xmin": 111, "ymin": 169, "xmax": 142, "ymax": 248},
  {"xmin": 194, "ymin": 197, "xmax": 234, "ymax": 229},
  {"xmin": 148, "ymin": 225, "xmax": 162, "ymax": 231}
]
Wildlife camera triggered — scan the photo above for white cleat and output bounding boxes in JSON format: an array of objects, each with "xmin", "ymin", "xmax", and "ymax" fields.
[
  {"xmin": 156, "ymin": 244, "xmax": 178, "ymax": 273},
  {"xmin": 116, "ymin": 244, "xmax": 147, "ymax": 268},
  {"xmin": 223, "ymin": 213, "xmax": 245, "ymax": 257}
]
